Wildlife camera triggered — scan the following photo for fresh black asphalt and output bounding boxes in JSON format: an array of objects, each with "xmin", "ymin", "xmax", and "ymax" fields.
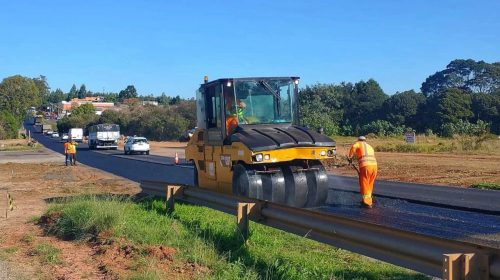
[{"xmin": 28, "ymin": 125, "xmax": 500, "ymax": 248}]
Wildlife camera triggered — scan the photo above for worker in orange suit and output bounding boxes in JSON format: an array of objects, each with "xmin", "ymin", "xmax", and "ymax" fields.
[
  {"xmin": 348, "ymin": 136, "xmax": 378, "ymax": 208},
  {"xmin": 64, "ymin": 139, "xmax": 71, "ymax": 166}
]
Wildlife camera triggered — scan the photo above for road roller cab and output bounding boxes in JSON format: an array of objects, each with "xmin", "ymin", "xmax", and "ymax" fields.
[{"xmin": 185, "ymin": 76, "xmax": 336, "ymax": 207}]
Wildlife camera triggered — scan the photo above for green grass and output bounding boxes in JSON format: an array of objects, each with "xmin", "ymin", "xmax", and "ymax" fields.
[
  {"xmin": 44, "ymin": 196, "xmax": 429, "ymax": 280},
  {"xmin": 471, "ymin": 182, "xmax": 500, "ymax": 190},
  {"xmin": 31, "ymin": 242, "xmax": 61, "ymax": 265}
]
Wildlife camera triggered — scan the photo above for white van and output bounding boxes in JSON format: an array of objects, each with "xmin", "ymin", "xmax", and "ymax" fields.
[{"xmin": 69, "ymin": 128, "xmax": 84, "ymax": 142}]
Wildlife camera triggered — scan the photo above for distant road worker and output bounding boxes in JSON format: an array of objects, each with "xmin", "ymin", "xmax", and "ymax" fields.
[
  {"xmin": 67, "ymin": 139, "xmax": 78, "ymax": 166},
  {"xmin": 64, "ymin": 139, "xmax": 71, "ymax": 166},
  {"xmin": 348, "ymin": 136, "xmax": 378, "ymax": 208}
]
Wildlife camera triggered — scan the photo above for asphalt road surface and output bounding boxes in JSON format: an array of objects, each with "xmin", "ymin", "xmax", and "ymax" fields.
[{"xmin": 28, "ymin": 126, "xmax": 500, "ymax": 249}]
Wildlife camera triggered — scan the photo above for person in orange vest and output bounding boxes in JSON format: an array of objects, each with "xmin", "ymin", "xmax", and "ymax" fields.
[
  {"xmin": 348, "ymin": 136, "xmax": 378, "ymax": 208},
  {"xmin": 63, "ymin": 139, "xmax": 71, "ymax": 166},
  {"xmin": 67, "ymin": 139, "xmax": 78, "ymax": 166}
]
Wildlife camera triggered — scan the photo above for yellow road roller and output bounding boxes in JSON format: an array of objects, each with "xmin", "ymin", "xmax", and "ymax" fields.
[{"xmin": 185, "ymin": 76, "xmax": 336, "ymax": 207}]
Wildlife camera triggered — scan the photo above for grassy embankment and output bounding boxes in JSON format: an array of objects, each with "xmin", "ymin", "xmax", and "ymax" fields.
[
  {"xmin": 0, "ymin": 139, "xmax": 42, "ymax": 152},
  {"xmin": 42, "ymin": 196, "xmax": 428, "ymax": 280}
]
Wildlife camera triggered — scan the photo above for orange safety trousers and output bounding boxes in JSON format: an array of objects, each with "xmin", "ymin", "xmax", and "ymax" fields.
[{"xmin": 358, "ymin": 165, "xmax": 378, "ymax": 206}]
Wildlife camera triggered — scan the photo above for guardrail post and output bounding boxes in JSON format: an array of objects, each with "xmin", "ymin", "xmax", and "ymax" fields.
[
  {"xmin": 237, "ymin": 202, "xmax": 258, "ymax": 240},
  {"xmin": 443, "ymin": 253, "xmax": 489, "ymax": 280},
  {"xmin": 165, "ymin": 185, "xmax": 183, "ymax": 215}
]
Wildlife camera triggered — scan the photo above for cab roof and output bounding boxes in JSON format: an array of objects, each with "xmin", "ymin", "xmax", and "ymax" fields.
[{"xmin": 201, "ymin": 76, "xmax": 299, "ymax": 87}]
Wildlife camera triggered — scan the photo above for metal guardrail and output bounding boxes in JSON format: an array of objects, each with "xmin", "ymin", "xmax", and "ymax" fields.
[{"xmin": 141, "ymin": 180, "xmax": 500, "ymax": 280}]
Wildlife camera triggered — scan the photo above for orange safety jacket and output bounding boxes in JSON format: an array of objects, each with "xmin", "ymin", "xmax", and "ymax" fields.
[
  {"xmin": 348, "ymin": 141, "xmax": 377, "ymax": 168},
  {"xmin": 64, "ymin": 142, "xmax": 70, "ymax": 154}
]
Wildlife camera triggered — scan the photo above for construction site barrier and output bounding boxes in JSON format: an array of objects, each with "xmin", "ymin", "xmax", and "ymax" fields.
[{"xmin": 140, "ymin": 180, "xmax": 500, "ymax": 280}]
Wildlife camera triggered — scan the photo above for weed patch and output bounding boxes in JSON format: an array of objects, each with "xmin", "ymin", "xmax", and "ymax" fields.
[
  {"xmin": 471, "ymin": 182, "xmax": 500, "ymax": 190},
  {"xmin": 30, "ymin": 242, "xmax": 61, "ymax": 265}
]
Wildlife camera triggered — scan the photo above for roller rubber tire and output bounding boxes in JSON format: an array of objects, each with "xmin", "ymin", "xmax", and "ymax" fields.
[
  {"xmin": 304, "ymin": 161, "xmax": 329, "ymax": 207},
  {"xmin": 282, "ymin": 165, "xmax": 309, "ymax": 208},
  {"xmin": 232, "ymin": 164, "xmax": 263, "ymax": 200}
]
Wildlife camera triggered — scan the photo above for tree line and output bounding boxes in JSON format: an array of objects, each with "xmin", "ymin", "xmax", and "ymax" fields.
[
  {"xmin": 45, "ymin": 83, "xmax": 184, "ymax": 106},
  {"xmin": 299, "ymin": 59, "xmax": 500, "ymax": 136},
  {"xmin": 56, "ymin": 101, "xmax": 196, "ymax": 141},
  {"xmin": 1, "ymin": 58, "xmax": 499, "ymax": 140}
]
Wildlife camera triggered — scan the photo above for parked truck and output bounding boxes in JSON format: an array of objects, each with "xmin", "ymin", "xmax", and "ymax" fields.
[
  {"xmin": 42, "ymin": 124, "xmax": 52, "ymax": 134},
  {"xmin": 68, "ymin": 128, "xmax": 83, "ymax": 142},
  {"xmin": 88, "ymin": 124, "xmax": 120, "ymax": 149}
]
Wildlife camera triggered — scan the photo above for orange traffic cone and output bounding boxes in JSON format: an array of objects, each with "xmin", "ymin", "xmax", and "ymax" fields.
[{"xmin": 175, "ymin": 152, "xmax": 179, "ymax": 165}]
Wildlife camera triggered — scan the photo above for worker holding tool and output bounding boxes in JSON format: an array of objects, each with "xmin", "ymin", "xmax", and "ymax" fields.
[{"xmin": 348, "ymin": 136, "xmax": 378, "ymax": 208}]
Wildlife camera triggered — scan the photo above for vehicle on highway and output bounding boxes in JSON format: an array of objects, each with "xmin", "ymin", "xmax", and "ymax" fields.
[
  {"xmin": 61, "ymin": 133, "xmax": 69, "ymax": 140},
  {"xmin": 185, "ymin": 76, "xmax": 336, "ymax": 208},
  {"xmin": 88, "ymin": 124, "xmax": 120, "ymax": 150},
  {"xmin": 51, "ymin": 132, "xmax": 60, "ymax": 138},
  {"xmin": 68, "ymin": 128, "xmax": 83, "ymax": 142},
  {"xmin": 124, "ymin": 136, "xmax": 150, "ymax": 155},
  {"xmin": 42, "ymin": 125, "xmax": 52, "ymax": 134}
]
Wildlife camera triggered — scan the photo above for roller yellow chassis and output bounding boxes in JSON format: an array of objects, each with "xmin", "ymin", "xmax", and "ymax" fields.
[{"xmin": 185, "ymin": 130, "xmax": 335, "ymax": 195}]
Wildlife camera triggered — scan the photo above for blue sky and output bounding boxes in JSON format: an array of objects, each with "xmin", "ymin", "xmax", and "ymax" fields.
[{"xmin": 0, "ymin": 0, "xmax": 498, "ymax": 98}]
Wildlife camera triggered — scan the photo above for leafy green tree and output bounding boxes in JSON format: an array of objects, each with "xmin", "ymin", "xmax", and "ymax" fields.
[
  {"xmin": 119, "ymin": 85, "xmax": 138, "ymax": 101},
  {"xmin": 156, "ymin": 93, "xmax": 172, "ymax": 105},
  {"xmin": 102, "ymin": 93, "xmax": 119, "ymax": 103},
  {"xmin": 382, "ymin": 90, "xmax": 426, "ymax": 127},
  {"xmin": 72, "ymin": 103, "xmax": 96, "ymax": 116},
  {"xmin": 422, "ymin": 88, "xmax": 473, "ymax": 132},
  {"xmin": 421, "ymin": 59, "xmax": 500, "ymax": 96},
  {"xmin": 77, "ymin": 84, "xmax": 87, "ymax": 99},
  {"xmin": 57, "ymin": 103, "xmax": 97, "ymax": 133},
  {"xmin": 471, "ymin": 93, "xmax": 500, "ymax": 134},
  {"xmin": 299, "ymin": 84, "xmax": 344, "ymax": 135},
  {"xmin": 47, "ymin": 89, "xmax": 66, "ymax": 104},
  {"xmin": 0, "ymin": 110, "xmax": 20, "ymax": 139},
  {"xmin": 33, "ymin": 75, "xmax": 50, "ymax": 107},
  {"xmin": 173, "ymin": 99, "xmax": 197, "ymax": 128},
  {"xmin": 67, "ymin": 84, "xmax": 78, "ymax": 101},
  {"xmin": 0, "ymin": 75, "xmax": 41, "ymax": 120},
  {"xmin": 343, "ymin": 79, "xmax": 388, "ymax": 128},
  {"xmin": 169, "ymin": 95, "xmax": 181, "ymax": 105},
  {"xmin": 361, "ymin": 120, "xmax": 406, "ymax": 137}
]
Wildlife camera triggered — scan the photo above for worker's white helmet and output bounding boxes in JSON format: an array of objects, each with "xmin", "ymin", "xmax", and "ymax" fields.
[{"xmin": 358, "ymin": 136, "xmax": 366, "ymax": 141}]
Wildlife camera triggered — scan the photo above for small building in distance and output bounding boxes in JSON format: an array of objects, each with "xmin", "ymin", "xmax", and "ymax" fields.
[
  {"xmin": 59, "ymin": 97, "xmax": 115, "ymax": 116},
  {"xmin": 141, "ymin": 100, "xmax": 159, "ymax": 106}
]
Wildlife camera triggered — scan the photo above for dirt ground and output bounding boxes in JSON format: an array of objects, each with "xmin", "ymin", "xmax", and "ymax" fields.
[
  {"xmin": 0, "ymin": 162, "xmax": 146, "ymax": 279},
  {"xmin": 146, "ymin": 141, "xmax": 500, "ymax": 187},
  {"xmin": 332, "ymin": 145, "xmax": 500, "ymax": 187}
]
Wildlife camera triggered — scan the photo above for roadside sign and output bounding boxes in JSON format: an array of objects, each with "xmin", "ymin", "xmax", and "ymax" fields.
[{"xmin": 405, "ymin": 132, "xmax": 416, "ymax": 144}]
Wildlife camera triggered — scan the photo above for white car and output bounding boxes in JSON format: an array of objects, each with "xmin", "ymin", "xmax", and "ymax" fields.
[
  {"xmin": 124, "ymin": 136, "xmax": 150, "ymax": 155},
  {"xmin": 51, "ymin": 132, "xmax": 60, "ymax": 138},
  {"xmin": 61, "ymin": 133, "xmax": 69, "ymax": 140}
]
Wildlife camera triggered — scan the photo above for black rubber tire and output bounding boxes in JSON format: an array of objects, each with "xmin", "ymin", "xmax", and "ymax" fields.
[
  {"xmin": 282, "ymin": 165, "xmax": 309, "ymax": 208},
  {"xmin": 146, "ymin": 151, "xmax": 150, "ymax": 155},
  {"xmin": 304, "ymin": 161, "xmax": 329, "ymax": 207},
  {"xmin": 232, "ymin": 164, "xmax": 263, "ymax": 200},
  {"xmin": 260, "ymin": 170, "xmax": 286, "ymax": 204}
]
